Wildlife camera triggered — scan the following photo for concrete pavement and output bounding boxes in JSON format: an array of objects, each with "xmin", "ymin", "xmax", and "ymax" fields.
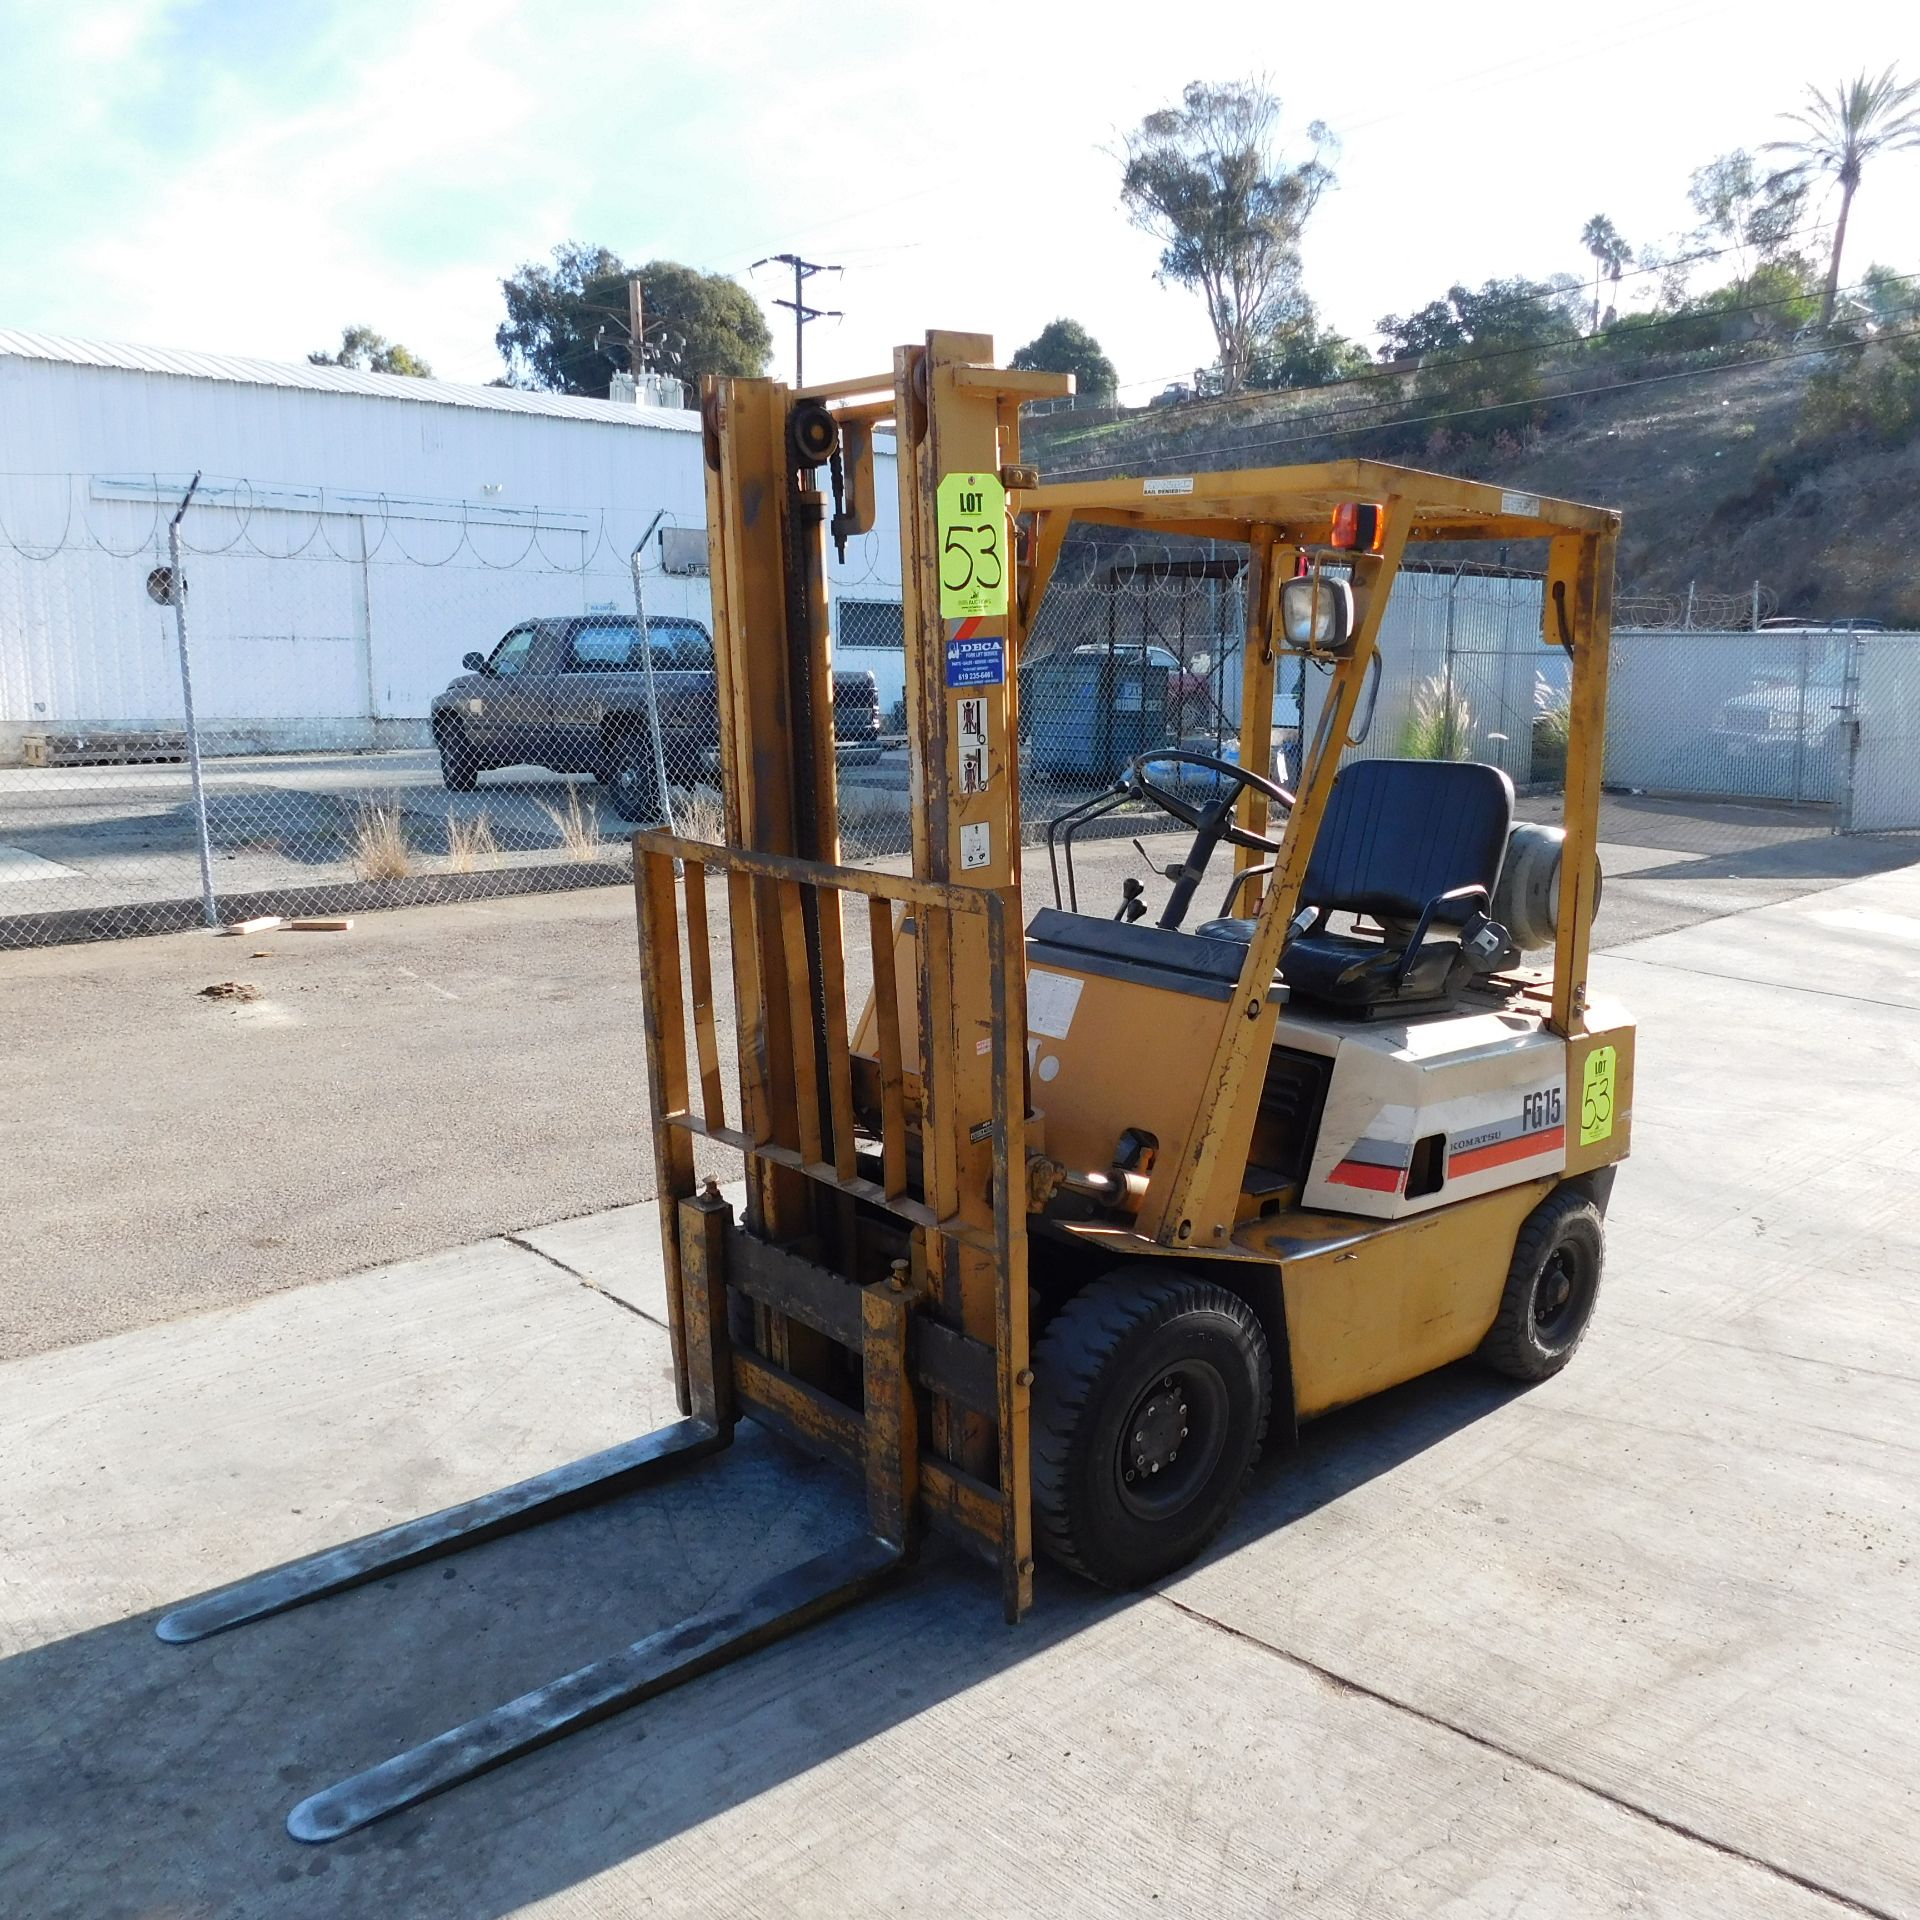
[{"xmin": 6, "ymin": 859, "xmax": 1920, "ymax": 1914}]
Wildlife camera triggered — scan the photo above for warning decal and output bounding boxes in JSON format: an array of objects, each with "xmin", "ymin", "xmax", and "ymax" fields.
[
  {"xmin": 1026, "ymin": 968, "xmax": 1084, "ymax": 1039},
  {"xmin": 957, "ymin": 693, "xmax": 990, "ymax": 794}
]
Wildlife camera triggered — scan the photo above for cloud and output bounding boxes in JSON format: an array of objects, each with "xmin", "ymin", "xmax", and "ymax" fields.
[{"xmin": 1, "ymin": 0, "xmax": 1914, "ymax": 398}]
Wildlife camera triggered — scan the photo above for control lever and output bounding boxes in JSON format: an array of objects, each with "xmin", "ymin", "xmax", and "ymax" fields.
[
  {"xmin": 1115, "ymin": 876, "xmax": 1147, "ymax": 924},
  {"xmin": 1132, "ymin": 838, "xmax": 1181, "ymax": 882}
]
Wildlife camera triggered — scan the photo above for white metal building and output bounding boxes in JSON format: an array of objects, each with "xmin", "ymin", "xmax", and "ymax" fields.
[{"xmin": 0, "ymin": 331, "xmax": 909, "ymax": 761}]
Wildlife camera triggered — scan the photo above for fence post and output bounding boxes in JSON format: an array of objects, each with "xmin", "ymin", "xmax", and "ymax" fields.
[
  {"xmin": 1791, "ymin": 629, "xmax": 1812, "ymax": 804},
  {"xmin": 1839, "ymin": 634, "xmax": 1864, "ymax": 832},
  {"xmin": 629, "ymin": 513, "xmax": 678, "ymax": 835},
  {"xmin": 167, "ymin": 474, "xmax": 218, "ymax": 929}
]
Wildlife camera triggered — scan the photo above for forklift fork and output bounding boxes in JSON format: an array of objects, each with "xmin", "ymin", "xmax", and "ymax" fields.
[{"xmin": 154, "ymin": 1187, "xmax": 919, "ymax": 1842}]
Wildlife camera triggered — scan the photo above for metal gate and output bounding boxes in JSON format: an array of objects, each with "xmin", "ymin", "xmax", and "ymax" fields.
[{"xmin": 1845, "ymin": 636, "xmax": 1920, "ymax": 833}]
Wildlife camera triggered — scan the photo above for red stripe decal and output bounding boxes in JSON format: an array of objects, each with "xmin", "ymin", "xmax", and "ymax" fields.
[
  {"xmin": 1328, "ymin": 1159, "xmax": 1404, "ymax": 1193},
  {"xmin": 1449, "ymin": 1125, "xmax": 1564, "ymax": 1176},
  {"xmin": 954, "ymin": 616, "xmax": 982, "ymax": 640}
]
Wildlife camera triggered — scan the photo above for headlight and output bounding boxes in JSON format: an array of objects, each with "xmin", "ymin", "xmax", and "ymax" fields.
[{"xmin": 1279, "ymin": 575, "xmax": 1355, "ymax": 651}]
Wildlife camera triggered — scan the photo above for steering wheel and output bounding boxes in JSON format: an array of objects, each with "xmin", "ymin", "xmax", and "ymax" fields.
[{"xmin": 1121, "ymin": 749, "xmax": 1295, "ymax": 931}]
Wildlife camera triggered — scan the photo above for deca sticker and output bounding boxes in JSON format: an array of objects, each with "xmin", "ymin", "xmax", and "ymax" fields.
[{"xmin": 945, "ymin": 631, "xmax": 1005, "ymax": 688}]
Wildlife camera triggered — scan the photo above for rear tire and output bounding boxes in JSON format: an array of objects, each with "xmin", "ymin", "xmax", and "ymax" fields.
[
  {"xmin": 1478, "ymin": 1186, "xmax": 1604, "ymax": 1381},
  {"xmin": 434, "ymin": 718, "xmax": 480, "ymax": 792},
  {"xmin": 1031, "ymin": 1269, "xmax": 1271, "ymax": 1589},
  {"xmin": 600, "ymin": 728, "xmax": 662, "ymax": 823}
]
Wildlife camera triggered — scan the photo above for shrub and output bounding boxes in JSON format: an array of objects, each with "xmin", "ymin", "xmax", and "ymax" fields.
[
  {"xmin": 1800, "ymin": 336, "xmax": 1920, "ymax": 447},
  {"xmin": 1400, "ymin": 675, "xmax": 1476, "ymax": 760}
]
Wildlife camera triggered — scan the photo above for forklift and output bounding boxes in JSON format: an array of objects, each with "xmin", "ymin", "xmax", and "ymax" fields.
[{"xmin": 155, "ymin": 333, "xmax": 1633, "ymax": 1840}]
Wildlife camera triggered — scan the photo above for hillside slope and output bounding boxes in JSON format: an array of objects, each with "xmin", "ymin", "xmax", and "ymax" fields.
[{"xmin": 1026, "ymin": 358, "xmax": 1920, "ymax": 625}]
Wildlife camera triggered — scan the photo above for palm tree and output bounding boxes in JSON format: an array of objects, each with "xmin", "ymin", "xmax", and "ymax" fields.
[
  {"xmin": 1768, "ymin": 65, "xmax": 1920, "ymax": 329},
  {"xmin": 1580, "ymin": 215, "xmax": 1631, "ymax": 332}
]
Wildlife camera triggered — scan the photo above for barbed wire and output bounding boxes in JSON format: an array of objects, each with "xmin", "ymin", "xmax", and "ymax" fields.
[
  {"xmin": 0, "ymin": 475, "xmax": 900, "ymax": 588},
  {"xmin": 0, "ymin": 475, "xmax": 1807, "ymax": 640},
  {"xmin": 1614, "ymin": 585, "xmax": 1781, "ymax": 630}
]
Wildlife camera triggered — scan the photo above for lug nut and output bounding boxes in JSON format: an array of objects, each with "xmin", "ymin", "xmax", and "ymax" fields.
[{"xmin": 1179, "ymin": 1427, "xmax": 1188, "ymax": 1439}]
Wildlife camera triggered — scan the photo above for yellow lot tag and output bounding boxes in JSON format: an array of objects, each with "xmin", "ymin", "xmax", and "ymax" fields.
[
  {"xmin": 1579, "ymin": 1044, "xmax": 1617, "ymax": 1146},
  {"xmin": 936, "ymin": 472, "xmax": 1008, "ymax": 618}
]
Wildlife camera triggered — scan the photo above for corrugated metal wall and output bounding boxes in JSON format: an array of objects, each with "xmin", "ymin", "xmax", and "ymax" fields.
[{"xmin": 0, "ymin": 355, "xmax": 904, "ymax": 753}]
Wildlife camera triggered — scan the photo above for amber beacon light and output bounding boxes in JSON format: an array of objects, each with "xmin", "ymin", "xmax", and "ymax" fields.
[{"xmin": 1329, "ymin": 501, "xmax": 1387, "ymax": 552}]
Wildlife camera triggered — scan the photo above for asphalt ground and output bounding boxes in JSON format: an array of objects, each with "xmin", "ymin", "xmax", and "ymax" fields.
[
  {"xmin": 0, "ymin": 739, "xmax": 1860, "ymax": 933},
  {"xmin": 4, "ymin": 814, "xmax": 1918, "ymax": 1363}
]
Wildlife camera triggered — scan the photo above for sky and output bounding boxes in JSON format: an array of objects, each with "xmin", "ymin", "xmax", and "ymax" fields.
[{"xmin": 0, "ymin": 0, "xmax": 1915, "ymax": 398}]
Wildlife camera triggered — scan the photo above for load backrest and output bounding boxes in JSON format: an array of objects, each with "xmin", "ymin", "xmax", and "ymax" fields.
[{"xmin": 1303, "ymin": 759, "xmax": 1514, "ymax": 922}]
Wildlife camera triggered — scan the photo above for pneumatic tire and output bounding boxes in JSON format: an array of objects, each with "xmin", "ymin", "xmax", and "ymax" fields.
[
  {"xmin": 600, "ymin": 728, "xmax": 663, "ymax": 824},
  {"xmin": 1477, "ymin": 1185, "xmax": 1604, "ymax": 1381},
  {"xmin": 434, "ymin": 717, "xmax": 480, "ymax": 792},
  {"xmin": 1031, "ymin": 1269, "xmax": 1271, "ymax": 1590}
]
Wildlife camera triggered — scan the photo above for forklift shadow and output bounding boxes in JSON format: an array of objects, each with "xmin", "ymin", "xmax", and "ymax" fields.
[
  {"xmin": 0, "ymin": 1368, "xmax": 1511, "ymax": 1915},
  {"xmin": 1226, "ymin": 1358, "xmax": 1521, "ymax": 1545}
]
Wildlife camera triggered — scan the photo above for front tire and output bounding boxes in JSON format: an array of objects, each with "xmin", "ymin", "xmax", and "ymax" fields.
[
  {"xmin": 1031, "ymin": 1269, "xmax": 1271, "ymax": 1589},
  {"xmin": 434, "ymin": 718, "xmax": 480, "ymax": 792},
  {"xmin": 1478, "ymin": 1185, "xmax": 1604, "ymax": 1381},
  {"xmin": 600, "ymin": 727, "xmax": 662, "ymax": 823}
]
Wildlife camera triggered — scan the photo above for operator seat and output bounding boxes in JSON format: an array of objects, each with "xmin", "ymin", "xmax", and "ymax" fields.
[{"xmin": 1195, "ymin": 758, "xmax": 1514, "ymax": 1016}]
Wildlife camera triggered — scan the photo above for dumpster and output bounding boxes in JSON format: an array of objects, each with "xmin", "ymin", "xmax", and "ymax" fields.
[{"xmin": 1025, "ymin": 645, "xmax": 1174, "ymax": 782}]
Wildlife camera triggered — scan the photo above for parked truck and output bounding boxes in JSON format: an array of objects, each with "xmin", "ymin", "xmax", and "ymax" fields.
[{"xmin": 429, "ymin": 613, "xmax": 881, "ymax": 820}]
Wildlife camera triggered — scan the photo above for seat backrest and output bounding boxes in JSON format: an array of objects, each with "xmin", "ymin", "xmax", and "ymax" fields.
[{"xmin": 1303, "ymin": 759, "xmax": 1514, "ymax": 921}]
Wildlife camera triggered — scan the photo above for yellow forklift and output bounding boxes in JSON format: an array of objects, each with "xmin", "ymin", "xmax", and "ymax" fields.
[{"xmin": 156, "ymin": 333, "xmax": 1633, "ymax": 1840}]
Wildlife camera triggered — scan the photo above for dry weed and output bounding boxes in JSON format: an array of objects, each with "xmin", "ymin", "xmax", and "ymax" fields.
[
  {"xmin": 445, "ymin": 809, "xmax": 501, "ymax": 872},
  {"xmin": 350, "ymin": 798, "xmax": 411, "ymax": 880},
  {"xmin": 539, "ymin": 783, "xmax": 603, "ymax": 862}
]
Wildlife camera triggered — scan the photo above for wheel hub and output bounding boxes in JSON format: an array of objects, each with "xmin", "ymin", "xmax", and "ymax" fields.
[
  {"xmin": 1534, "ymin": 1248, "xmax": 1583, "ymax": 1340},
  {"xmin": 1123, "ymin": 1373, "xmax": 1190, "ymax": 1482}
]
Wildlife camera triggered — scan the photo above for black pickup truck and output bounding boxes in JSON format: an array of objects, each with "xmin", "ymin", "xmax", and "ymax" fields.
[{"xmin": 429, "ymin": 613, "xmax": 881, "ymax": 820}]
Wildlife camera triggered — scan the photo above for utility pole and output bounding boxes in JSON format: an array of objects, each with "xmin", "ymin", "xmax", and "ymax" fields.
[
  {"xmin": 751, "ymin": 252, "xmax": 842, "ymax": 387},
  {"xmin": 627, "ymin": 274, "xmax": 645, "ymax": 381}
]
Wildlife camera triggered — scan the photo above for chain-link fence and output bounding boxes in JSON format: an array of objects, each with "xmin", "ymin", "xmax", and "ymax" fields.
[
  {"xmin": 0, "ymin": 474, "xmax": 899, "ymax": 946},
  {"xmin": 7, "ymin": 484, "xmax": 1920, "ymax": 951}
]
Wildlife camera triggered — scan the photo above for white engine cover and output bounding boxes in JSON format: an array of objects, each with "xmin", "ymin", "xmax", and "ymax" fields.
[{"xmin": 1292, "ymin": 1005, "xmax": 1579, "ymax": 1220}]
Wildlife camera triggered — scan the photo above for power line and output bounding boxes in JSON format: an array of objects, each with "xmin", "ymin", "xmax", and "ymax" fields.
[
  {"xmin": 749, "ymin": 253, "xmax": 843, "ymax": 385},
  {"xmin": 1043, "ymin": 322, "xmax": 1920, "ymax": 480},
  {"xmin": 1322, "ymin": 0, "xmax": 1738, "ymax": 139},
  {"xmin": 703, "ymin": 3, "xmax": 1734, "ymax": 290},
  {"xmin": 1048, "ymin": 265, "xmax": 1918, "ymax": 460}
]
